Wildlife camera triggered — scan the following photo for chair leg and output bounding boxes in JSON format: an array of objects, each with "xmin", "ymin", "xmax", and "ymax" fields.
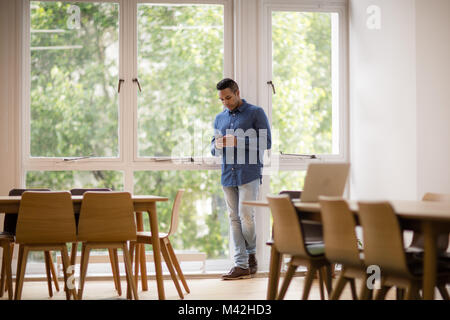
[
  {"xmin": 160, "ymin": 238, "xmax": 184, "ymax": 299},
  {"xmin": 166, "ymin": 240, "xmax": 190, "ymax": 293},
  {"xmin": 359, "ymin": 276, "xmax": 372, "ymax": 300},
  {"xmin": 437, "ymin": 284, "xmax": 449, "ymax": 300},
  {"xmin": 277, "ymin": 262, "xmax": 296, "ymax": 300},
  {"xmin": 61, "ymin": 245, "xmax": 77, "ymax": 300},
  {"xmin": 302, "ymin": 264, "xmax": 316, "ymax": 300},
  {"xmin": 318, "ymin": 268, "xmax": 325, "ymax": 300},
  {"xmin": 374, "ymin": 284, "xmax": 391, "ymax": 300},
  {"xmin": 48, "ymin": 252, "xmax": 60, "ymax": 292},
  {"xmin": 405, "ymin": 283, "xmax": 417, "ymax": 300},
  {"xmin": 108, "ymin": 248, "xmax": 122, "ymax": 296},
  {"xmin": 2, "ymin": 243, "xmax": 13, "ymax": 300},
  {"xmin": 127, "ymin": 241, "xmax": 135, "ymax": 300},
  {"xmin": 44, "ymin": 251, "xmax": 53, "ymax": 297},
  {"xmin": 70, "ymin": 242, "xmax": 78, "ymax": 289},
  {"xmin": 139, "ymin": 243, "xmax": 148, "ymax": 292},
  {"xmin": 134, "ymin": 243, "xmax": 141, "ymax": 290},
  {"xmin": 349, "ymin": 278, "xmax": 358, "ymax": 300},
  {"xmin": 14, "ymin": 245, "xmax": 29, "ymax": 300},
  {"xmin": 323, "ymin": 264, "xmax": 333, "ymax": 297},
  {"xmin": 70, "ymin": 242, "xmax": 78, "ymax": 266},
  {"xmin": 396, "ymin": 287, "xmax": 405, "ymax": 300},
  {"xmin": 0, "ymin": 245, "xmax": 6, "ymax": 298},
  {"xmin": 122, "ymin": 243, "xmax": 139, "ymax": 300},
  {"xmin": 330, "ymin": 272, "xmax": 347, "ymax": 300},
  {"xmin": 77, "ymin": 243, "xmax": 91, "ymax": 300}
]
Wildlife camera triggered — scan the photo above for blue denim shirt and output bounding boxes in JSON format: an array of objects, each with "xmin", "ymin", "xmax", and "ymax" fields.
[{"xmin": 211, "ymin": 99, "xmax": 271, "ymax": 187}]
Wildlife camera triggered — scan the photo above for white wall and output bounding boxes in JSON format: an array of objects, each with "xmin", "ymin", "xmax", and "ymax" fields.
[
  {"xmin": 349, "ymin": 0, "xmax": 450, "ymax": 200},
  {"xmin": 416, "ymin": 0, "xmax": 450, "ymax": 198},
  {"xmin": 349, "ymin": 0, "xmax": 418, "ymax": 200}
]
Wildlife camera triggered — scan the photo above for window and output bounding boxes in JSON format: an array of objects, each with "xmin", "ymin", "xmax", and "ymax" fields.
[
  {"xmin": 22, "ymin": 0, "xmax": 233, "ymax": 273},
  {"xmin": 260, "ymin": 0, "xmax": 348, "ymax": 171},
  {"xmin": 21, "ymin": 0, "xmax": 347, "ymax": 274},
  {"xmin": 29, "ymin": 1, "xmax": 119, "ymax": 158},
  {"xmin": 137, "ymin": 3, "xmax": 225, "ymax": 159}
]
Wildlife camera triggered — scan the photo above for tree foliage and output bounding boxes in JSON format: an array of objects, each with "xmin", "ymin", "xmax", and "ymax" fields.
[{"xmin": 27, "ymin": 2, "xmax": 333, "ymax": 259}]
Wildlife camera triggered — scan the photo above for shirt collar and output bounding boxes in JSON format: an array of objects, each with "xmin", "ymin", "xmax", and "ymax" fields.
[{"xmin": 228, "ymin": 99, "xmax": 248, "ymax": 114}]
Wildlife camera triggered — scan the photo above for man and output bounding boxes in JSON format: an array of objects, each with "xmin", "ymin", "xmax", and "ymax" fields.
[{"xmin": 211, "ymin": 78, "xmax": 271, "ymax": 280}]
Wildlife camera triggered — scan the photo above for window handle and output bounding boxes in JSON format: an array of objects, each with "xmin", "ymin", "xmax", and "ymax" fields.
[
  {"xmin": 267, "ymin": 80, "xmax": 276, "ymax": 94},
  {"xmin": 133, "ymin": 78, "xmax": 142, "ymax": 92},
  {"xmin": 117, "ymin": 79, "xmax": 125, "ymax": 93}
]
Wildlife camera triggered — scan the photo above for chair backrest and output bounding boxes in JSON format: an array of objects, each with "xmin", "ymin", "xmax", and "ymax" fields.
[
  {"xmin": 319, "ymin": 197, "xmax": 363, "ymax": 268},
  {"xmin": 167, "ymin": 189, "xmax": 185, "ymax": 237},
  {"xmin": 357, "ymin": 201, "xmax": 411, "ymax": 276},
  {"xmin": 70, "ymin": 188, "xmax": 111, "ymax": 195},
  {"xmin": 9, "ymin": 188, "xmax": 50, "ymax": 196},
  {"xmin": 266, "ymin": 194, "xmax": 308, "ymax": 257},
  {"xmin": 422, "ymin": 192, "xmax": 450, "ymax": 202},
  {"xmin": 279, "ymin": 190, "xmax": 302, "ymax": 200},
  {"xmin": 4, "ymin": 189, "xmax": 51, "ymax": 234},
  {"xmin": 16, "ymin": 191, "xmax": 77, "ymax": 244},
  {"xmin": 77, "ymin": 191, "xmax": 136, "ymax": 242}
]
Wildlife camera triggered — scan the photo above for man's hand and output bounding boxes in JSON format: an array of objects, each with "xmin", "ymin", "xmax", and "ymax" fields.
[{"xmin": 215, "ymin": 134, "xmax": 237, "ymax": 149}]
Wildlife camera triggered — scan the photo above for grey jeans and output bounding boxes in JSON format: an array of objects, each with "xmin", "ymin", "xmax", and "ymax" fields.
[{"xmin": 222, "ymin": 178, "xmax": 260, "ymax": 269}]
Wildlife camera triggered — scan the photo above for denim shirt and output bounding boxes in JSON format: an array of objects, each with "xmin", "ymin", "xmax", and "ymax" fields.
[{"xmin": 211, "ymin": 99, "xmax": 272, "ymax": 187}]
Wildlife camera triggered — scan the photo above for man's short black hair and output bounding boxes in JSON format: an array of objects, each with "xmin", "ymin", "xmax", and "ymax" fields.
[{"xmin": 216, "ymin": 78, "xmax": 239, "ymax": 93}]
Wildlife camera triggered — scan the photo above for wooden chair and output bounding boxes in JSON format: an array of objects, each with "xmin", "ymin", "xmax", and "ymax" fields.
[
  {"xmin": 69, "ymin": 188, "xmax": 122, "ymax": 296},
  {"xmin": 130, "ymin": 189, "xmax": 189, "ymax": 299},
  {"xmin": 264, "ymin": 191, "xmax": 331, "ymax": 300},
  {"xmin": 0, "ymin": 188, "xmax": 60, "ymax": 299},
  {"xmin": 319, "ymin": 197, "xmax": 370, "ymax": 300},
  {"xmin": 266, "ymin": 194, "xmax": 332, "ymax": 300},
  {"xmin": 14, "ymin": 191, "xmax": 78, "ymax": 300},
  {"xmin": 357, "ymin": 201, "xmax": 450, "ymax": 300},
  {"xmin": 0, "ymin": 234, "xmax": 14, "ymax": 299},
  {"xmin": 77, "ymin": 192, "xmax": 138, "ymax": 300}
]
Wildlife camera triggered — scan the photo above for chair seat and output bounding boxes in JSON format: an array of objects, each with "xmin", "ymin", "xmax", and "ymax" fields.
[
  {"xmin": 136, "ymin": 231, "xmax": 168, "ymax": 240},
  {"xmin": 306, "ymin": 242, "xmax": 325, "ymax": 256}
]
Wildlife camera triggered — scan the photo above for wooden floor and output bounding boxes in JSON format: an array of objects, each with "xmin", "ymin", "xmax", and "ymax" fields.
[{"xmin": 0, "ymin": 275, "xmax": 413, "ymax": 300}]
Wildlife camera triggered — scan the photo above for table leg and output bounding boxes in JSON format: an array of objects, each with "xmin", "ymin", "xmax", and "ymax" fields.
[
  {"xmin": 267, "ymin": 244, "xmax": 282, "ymax": 300},
  {"xmin": 135, "ymin": 212, "xmax": 148, "ymax": 291},
  {"xmin": 148, "ymin": 203, "xmax": 165, "ymax": 300},
  {"xmin": 423, "ymin": 221, "xmax": 437, "ymax": 300},
  {"xmin": 140, "ymin": 242, "xmax": 148, "ymax": 291}
]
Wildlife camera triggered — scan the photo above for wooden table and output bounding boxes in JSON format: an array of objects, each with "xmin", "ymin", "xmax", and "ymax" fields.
[
  {"xmin": 0, "ymin": 194, "xmax": 169, "ymax": 300},
  {"xmin": 243, "ymin": 199, "xmax": 450, "ymax": 300}
]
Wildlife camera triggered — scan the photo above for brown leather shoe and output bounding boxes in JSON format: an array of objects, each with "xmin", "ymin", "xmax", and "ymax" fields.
[
  {"xmin": 222, "ymin": 267, "xmax": 251, "ymax": 280},
  {"xmin": 249, "ymin": 254, "xmax": 258, "ymax": 275}
]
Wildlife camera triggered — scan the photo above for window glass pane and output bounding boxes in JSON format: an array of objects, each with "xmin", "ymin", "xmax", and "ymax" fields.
[
  {"xmin": 30, "ymin": 2, "xmax": 119, "ymax": 157},
  {"xmin": 25, "ymin": 170, "xmax": 124, "ymax": 190},
  {"xmin": 272, "ymin": 12, "xmax": 337, "ymax": 155},
  {"xmin": 137, "ymin": 4, "xmax": 224, "ymax": 157},
  {"xmin": 134, "ymin": 170, "xmax": 229, "ymax": 260}
]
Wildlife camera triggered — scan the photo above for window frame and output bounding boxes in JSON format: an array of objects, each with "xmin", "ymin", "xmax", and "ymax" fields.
[
  {"xmin": 21, "ymin": 0, "xmax": 233, "ymax": 191},
  {"xmin": 259, "ymin": 0, "xmax": 349, "ymax": 171},
  {"xmin": 20, "ymin": 0, "xmax": 349, "ymax": 274}
]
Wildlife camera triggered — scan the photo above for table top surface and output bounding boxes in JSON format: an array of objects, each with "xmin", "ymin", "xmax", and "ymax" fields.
[
  {"xmin": 243, "ymin": 199, "xmax": 450, "ymax": 222},
  {"xmin": 0, "ymin": 195, "xmax": 168, "ymax": 202}
]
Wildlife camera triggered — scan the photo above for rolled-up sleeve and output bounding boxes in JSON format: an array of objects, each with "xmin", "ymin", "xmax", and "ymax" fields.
[{"xmin": 211, "ymin": 118, "xmax": 223, "ymax": 157}]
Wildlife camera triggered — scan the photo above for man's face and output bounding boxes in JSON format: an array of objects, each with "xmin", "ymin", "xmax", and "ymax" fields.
[{"xmin": 219, "ymin": 88, "xmax": 241, "ymax": 111}]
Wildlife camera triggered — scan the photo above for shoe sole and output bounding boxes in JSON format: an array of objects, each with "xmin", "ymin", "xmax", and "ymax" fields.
[{"xmin": 221, "ymin": 274, "xmax": 252, "ymax": 280}]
